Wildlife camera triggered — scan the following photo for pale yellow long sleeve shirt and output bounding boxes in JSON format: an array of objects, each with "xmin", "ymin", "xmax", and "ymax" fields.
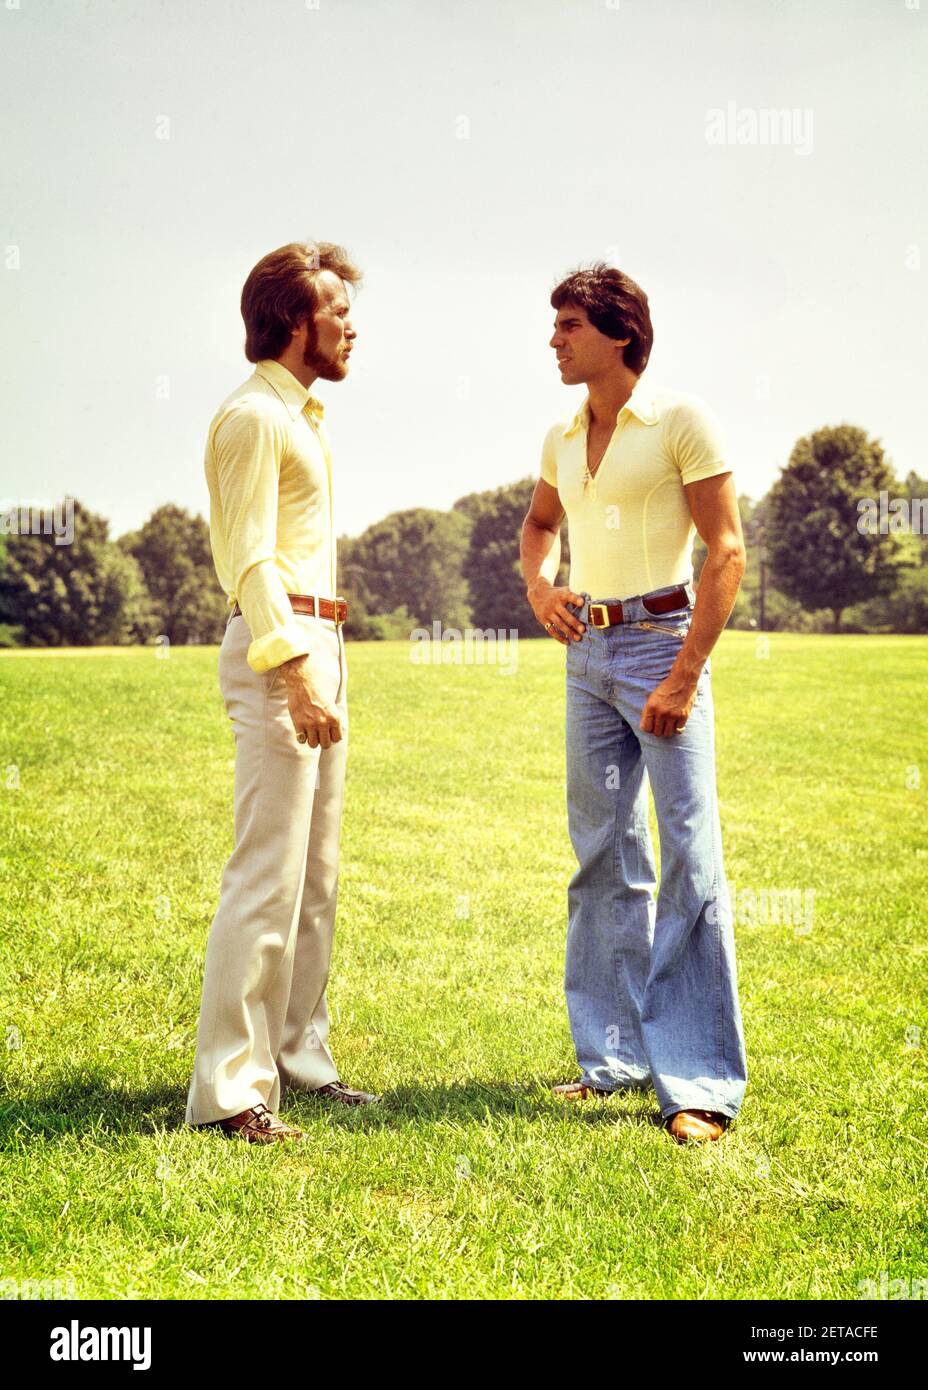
[{"xmin": 204, "ymin": 358, "xmax": 337, "ymax": 673}]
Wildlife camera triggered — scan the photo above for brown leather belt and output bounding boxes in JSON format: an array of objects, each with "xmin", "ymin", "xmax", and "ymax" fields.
[
  {"xmin": 588, "ymin": 585, "xmax": 690, "ymax": 630},
  {"xmin": 231, "ymin": 592, "xmax": 348, "ymax": 625}
]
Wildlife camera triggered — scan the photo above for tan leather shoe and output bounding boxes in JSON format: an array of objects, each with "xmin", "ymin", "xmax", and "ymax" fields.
[
  {"xmin": 668, "ymin": 1109, "xmax": 728, "ymax": 1143},
  {"xmin": 311, "ymin": 1080, "xmax": 381, "ymax": 1107},
  {"xmin": 552, "ymin": 1080, "xmax": 611, "ymax": 1100},
  {"xmin": 199, "ymin": 1103, "xmax": 304, "ymax": 1143}
]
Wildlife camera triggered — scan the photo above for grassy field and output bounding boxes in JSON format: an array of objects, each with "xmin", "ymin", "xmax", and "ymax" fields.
[{"xmin": 1, "ymin": 632, "xmax": 926, "ymax": 1300}]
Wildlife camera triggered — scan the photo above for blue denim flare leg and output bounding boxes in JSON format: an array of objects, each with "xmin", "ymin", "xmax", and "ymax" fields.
[{"xmin": 564, "ymin": 586, "xmax": 747, "ymax": 1121}]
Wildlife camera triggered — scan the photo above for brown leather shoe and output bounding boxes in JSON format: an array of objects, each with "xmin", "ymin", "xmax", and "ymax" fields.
[
  {"xmin": 552, "ymin": 1080, "xmax": 611, "ymax": 1100},
  {"xmin": 668, "ymin": 1109, "xmax": 728, "ymax": 1143},
  {"xmin": 199, "ymin": 1103, "xmax": 304, "ymax": 1143},
  {"xmin": 311, "ymin": 1080, "xmax": 381, "ymax": 1107}
]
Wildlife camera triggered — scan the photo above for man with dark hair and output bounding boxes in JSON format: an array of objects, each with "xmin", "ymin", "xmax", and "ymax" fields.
[
  {"xmin": 185, "ymin": 241, "xmax": 379, "ymax": 1144},
  {"xmin": 521, "ymin": 262, "xmax": 748, "ymax": 1144}
]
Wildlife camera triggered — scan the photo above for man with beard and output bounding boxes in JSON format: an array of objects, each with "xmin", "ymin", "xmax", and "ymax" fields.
[{"xmin": 186, "ymin": 241, "xmax": 379, "ymax": 1143}]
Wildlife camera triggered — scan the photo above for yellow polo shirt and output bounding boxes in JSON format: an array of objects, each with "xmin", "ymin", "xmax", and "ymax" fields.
[
  {"xmin": 204, "ymin": 358, "xmax": 336, "ymax": 673},
  {"xmin": 539, "ymin": 375, "xmax": 731, "ymax": 600}
]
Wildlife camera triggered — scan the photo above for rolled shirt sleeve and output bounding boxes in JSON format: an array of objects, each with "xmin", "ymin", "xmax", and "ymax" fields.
[
  {"xmin": 665, "ymin": 395, "xmax": 732, "ymax": 486},
  {"xmin": 212, "ymin": 400, "xmax": 313, "ymax": 673}
]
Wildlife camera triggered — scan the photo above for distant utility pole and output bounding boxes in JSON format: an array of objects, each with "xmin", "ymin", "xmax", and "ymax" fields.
[
  {"xmin": 758, "ymin": 539, "xmax": 767, "ymax": 632},
  {"xmin": 747, "ymin": 517, "xmax": 768, "ymax": 631}
]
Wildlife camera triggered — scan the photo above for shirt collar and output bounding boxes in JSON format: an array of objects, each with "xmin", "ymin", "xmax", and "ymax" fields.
[
  {"xmin": 255, "ymin": 358, "xmax": 325, "ymax": 421},
  {"xmin": 562, "ymin": 374, "xmax": 659, "ymax": 436}
]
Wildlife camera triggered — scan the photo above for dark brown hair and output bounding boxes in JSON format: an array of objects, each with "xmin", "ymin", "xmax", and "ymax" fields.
[
  {"xmin": 241, "ymin": 241, "xmax": 362, "ymax": 362},
  {"xmin": 551, "ymin": 263, "xmax": 653, "ymax": 374}
]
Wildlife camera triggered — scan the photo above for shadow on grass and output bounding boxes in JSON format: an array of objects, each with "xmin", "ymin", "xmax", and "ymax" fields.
[
  {"xmin": 0, "ymin": 1075, "xmax": 188, "ymax": 1144},
  {"xmin": 0, "ymin": 1073, "xmax": 665, "ymax": 1144},
  {"xmin": 283, "ymin": 1076, "xmax": 664, "ymax": 1134}
]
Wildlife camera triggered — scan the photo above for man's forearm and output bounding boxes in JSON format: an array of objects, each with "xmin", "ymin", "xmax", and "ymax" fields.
[
  {"xmin": 280, "ymin": 651, "xmax": 310, "ymax": 684},
  {"xmin": 673, "ymin": 545, "xmax": 745, "ymax": 684},
  {"xmin": 521, "ymin": 519, "xmax": 561, "ymax": 597}
]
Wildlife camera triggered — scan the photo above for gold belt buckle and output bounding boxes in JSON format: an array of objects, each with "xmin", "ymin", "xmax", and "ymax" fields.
[
  {"xmin": 589, "ymin": 603, "xmax": 609, "ymax": 629},
  {"xmin": 334, "ymin": 595, "xmax": 346, "ymax": 626}
]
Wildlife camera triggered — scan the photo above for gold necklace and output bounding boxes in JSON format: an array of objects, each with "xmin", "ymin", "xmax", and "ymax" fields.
[
  {"xmin": 584, "ymin": 411, "xmax": 623, "ymax": 500},
  {"xmin": 583, "ymin": 448, "xmax": 603, "ymax": 501}
]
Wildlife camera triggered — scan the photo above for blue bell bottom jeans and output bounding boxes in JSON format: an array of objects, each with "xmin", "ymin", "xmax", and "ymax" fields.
[{"xmin": 564, "ymin": 586, "xmax": 747, "ymax": 1121}]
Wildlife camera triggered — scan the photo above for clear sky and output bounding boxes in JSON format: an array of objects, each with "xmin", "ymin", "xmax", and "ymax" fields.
[{"xmin": 1, "ymin": 0, "xmax": 925, "ymax": 541}]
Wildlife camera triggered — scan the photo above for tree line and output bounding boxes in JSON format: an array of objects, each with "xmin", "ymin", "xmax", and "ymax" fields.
[{"xmin": 1, "ymin": 423, "xmax": 925, "ymax": 646}]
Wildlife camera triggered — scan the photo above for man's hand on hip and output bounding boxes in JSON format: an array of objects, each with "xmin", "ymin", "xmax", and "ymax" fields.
[
  {"xmin": 528, "ymin": 578, "xmax": 586, "ymax": 645},
  {"xmin": 280, "ymin": 654, "xmax": 342, "ymax": 749}
]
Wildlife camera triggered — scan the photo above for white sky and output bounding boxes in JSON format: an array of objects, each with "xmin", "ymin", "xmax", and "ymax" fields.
[{"xmin": 1, "ymin": 0, "xmax": 925, "ymax": 540}]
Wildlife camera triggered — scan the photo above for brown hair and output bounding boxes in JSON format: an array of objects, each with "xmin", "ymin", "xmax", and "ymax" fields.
[
  {"xmin": 550, "ymin": 263, "xmax": 653, "ymax": 374},
  {"xmin": 241, "ymin": 241, "xmax": 362, "ymax": 362}
]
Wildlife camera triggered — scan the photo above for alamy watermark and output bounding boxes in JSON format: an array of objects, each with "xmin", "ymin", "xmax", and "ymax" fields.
[
  {"xmin": 857, "ymin": 1272, "xmax": 928, "ymax": 1300},
  {"xmin": 0, "ymin": 498, "xmax": 75, "ymax": 546},
  {"xmin": 49, "ymin": 1320, "xmax": 151, "ymax": 1369},
  {"xmin": 708, "ymin": 885, "xmax": 815, "ymax": 936},
  {"xmin": 0, "ymin": 1275, "xmax": 76, "ymax": 1299},
  {"xmin": 410, "ymin": 622, "xmax": 518, "ymax": 675},
  {"xmin": 705, "ymin": 102, "xmax": 814, "ymax": 157},
  {"xmin": 857, "ymin": 491, "xmax": 928, "ymax": 535}
]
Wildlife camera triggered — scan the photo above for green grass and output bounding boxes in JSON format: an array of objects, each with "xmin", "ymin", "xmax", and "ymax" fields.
[{"xmin": 1, "ymin": 632, "xmax": 926, "ymax": 1300}]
